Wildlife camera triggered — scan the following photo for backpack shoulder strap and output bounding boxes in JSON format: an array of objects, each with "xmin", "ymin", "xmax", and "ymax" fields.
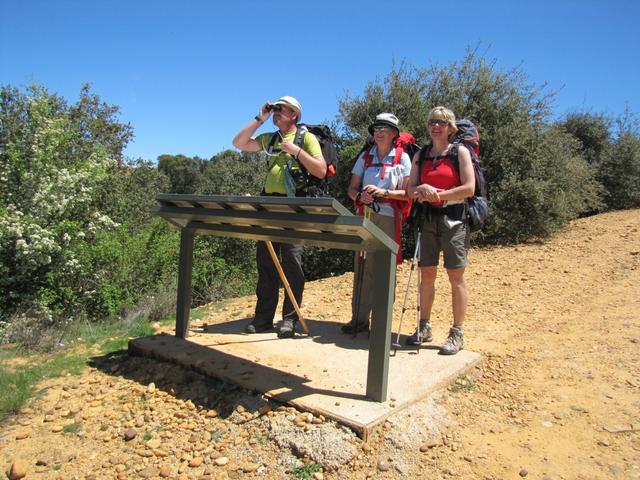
[
  {"xmin": 290, "ymin": 125, "xmax": 309, "ymax": 174},
  {"xmin": 265, "ymin": 132, "xmax": 281, "ymax": 169},
  {"xmin": 267, "ymin": 132, "xmax": 279, "ymax": 152},
  {"xmin": 293, "ymin": 124, "xmax": 308, "ymax": 148},
  {"xmin": 393, "ymin": 143, "xmax": 403, "ymax": 166},
  {"xmin": 417, "ymin": 145, "xmax": 431, "ymax": 166},
  {"xmin": 449, "ymin": 143, "xmax": 460, "ymax": 173},
  {"xmin": 363, "ymin": 146, "xmax": 374, "ymax": 168}
]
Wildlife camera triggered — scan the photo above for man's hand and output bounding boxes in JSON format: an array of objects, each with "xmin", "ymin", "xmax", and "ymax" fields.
[
  {"xmin": 280, "ymin": 140, "xmax": 301, "ymax": 157},
  {"xmin": 257, "ymin": 102, "xmax": 272, "ymax": 123}
]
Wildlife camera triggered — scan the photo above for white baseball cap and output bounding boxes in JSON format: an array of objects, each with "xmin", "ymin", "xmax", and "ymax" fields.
[{"xmin": 274, "ymin": 96, "xmax": 302, "ymax": 121}]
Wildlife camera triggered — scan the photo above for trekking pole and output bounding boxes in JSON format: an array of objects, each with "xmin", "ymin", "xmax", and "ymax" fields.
[
  {"xmin": 392, "ymin": 230, "xmax": 421, "ymax": 355},
  {"xmin": 351, "ymin": 249, "xmax": 366, "ymax": 339},
  {"xmin": 415, "ymin": 253, "xmax": 422, "ymax": 354},
  {"xmin": 414, "ymin": 206, "xmax": 425, "ymax": 354},
  {"xmin": 265, "ymin": 241, "xmax": 309, "ymax": 334},
  {"xmin": 352, "ymin": 200, "xmax": 379, "ymax": 339}
]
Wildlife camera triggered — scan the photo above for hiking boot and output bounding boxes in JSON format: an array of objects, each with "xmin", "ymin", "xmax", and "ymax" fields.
[
  {"xmin": 406, "ymin": 320, "xmax": 433, "ymax": 345},
  {"xmin": 245, "ymin": 321, "xmax": 274, "ymax": 334},
  {"xmin": 277, "ymin": 319, "xmax": 297, "ymax": 338},
  {"xmin": 341, "ymin": 321, "xmax": 369, "ymax": 334},
  {"xmin": 440, "ymin": 326, "xmax": 464, "ymax": 355}
]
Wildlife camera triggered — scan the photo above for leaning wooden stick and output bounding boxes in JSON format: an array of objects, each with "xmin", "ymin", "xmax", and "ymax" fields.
[{"xmin": 265, "ymin": 241, "xmax": 309, "ymax": 334}]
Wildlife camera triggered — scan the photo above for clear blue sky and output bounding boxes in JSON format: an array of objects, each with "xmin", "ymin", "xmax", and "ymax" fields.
[{"xmin": 2, "ymin": 0, "xmax": 639, "ymax": 162}]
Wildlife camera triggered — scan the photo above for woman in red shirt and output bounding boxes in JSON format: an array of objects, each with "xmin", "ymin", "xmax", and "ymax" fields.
[{"xmin": 406, "ymin": 107, "xmax": 475, "ymax": 355}]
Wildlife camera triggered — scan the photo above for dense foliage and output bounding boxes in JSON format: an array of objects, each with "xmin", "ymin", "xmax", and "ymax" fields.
[
  {"xmin": 336, "ymin": 52, "xmax": 608, "ymax": 244},
  {"xmin": 2, "ymin": 51, "xmax": 639, "ymax": 346},
  {"xmin": 0, "ymin": 85, "xmax": 260, "ymax": 345}
]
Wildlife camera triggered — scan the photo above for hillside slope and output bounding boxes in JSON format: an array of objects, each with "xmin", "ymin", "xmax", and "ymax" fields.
[{"xmin": 2, "ymin": 209, "xmax": 639, "ymax": 479}]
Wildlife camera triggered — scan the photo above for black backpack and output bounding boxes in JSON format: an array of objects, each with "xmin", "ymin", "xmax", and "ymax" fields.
[
  {"xmin": 417, "ymin": 119, "xmax": 489, "ymax": 231},
  {"xmin": 268, "ymin": 124, "xmax": 338, "ymax": 197}
]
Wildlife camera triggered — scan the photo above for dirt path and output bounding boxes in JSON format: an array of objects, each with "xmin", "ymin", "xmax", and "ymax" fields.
[{"xmin": 2, "ymin": 210, "xmax": 639, "ymax": 479}]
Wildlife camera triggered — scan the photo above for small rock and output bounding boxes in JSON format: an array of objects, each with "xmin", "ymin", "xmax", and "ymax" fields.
[
  {"xmin": 519, "ymin": 468, "xmax": 528, "ymax": 477},
  {"xmin": 138, "ymin": 467, "xmax": 160, "ymax": 478},
  {"xmin": 8, "ymin": 459, "xmax": 28, "ymax": 480},
  {"xmin": 15, "ymin": 432, "xmax": 29, "ymax": 440},
  {"xmin": 214, "ymin": 456, "xmax": 229, "ymax": 466},
  {"xmin": 314, "ymin": 472, "xmax": 324, "ymax": 480},
  {"xmin": 189, "ymin": 457, "xmax": 203, "ymax": 467},
  {"xmin": 604, "ymin": 424, "xmax": 634, "ymax": 433},
  {"xmin": 159, "ymin": 465, "xmax": 172, "ymax": 477},
  {"xmin": 123, "ymin": 428, "xmax": 138, "ymax": 441},
  {"xmin": 608, "ymin": 464, "xmax": 625, "ymax": 477},
  {"xmin": 420, "ymin": 441, "xmax": 438, "ymax": 452},
  {"xmin": 146, "ymin": 438, "xmax": 161, "ymax": 449},
  {"xmin": 35, "ymin": 459, "xmax": 48, "ymax": 466},
  {"xmin": 377, "ymin": 461, "xmax": 390, "ymax": 472},
  {"xmin": 51, "ymin": 425, "xmax": 63, "ymax": 433},
  {"xmin": 147, "ymin": 383, "xmax": 156, "ymax": 394},
  {"xmin": 242, "ymin": 463, "xmax": 260, "ymax": 473}
]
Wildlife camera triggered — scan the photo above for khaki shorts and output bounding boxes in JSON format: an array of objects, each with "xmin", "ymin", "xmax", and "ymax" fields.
[{"xmin": 418, "ymin": 214, "xmax": 469, "ymax": 269}]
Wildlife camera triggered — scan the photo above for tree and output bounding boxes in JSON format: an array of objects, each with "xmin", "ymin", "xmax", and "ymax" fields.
[
  {"xmin": 599, "ymin": 132, "xmax": 640, "ymax": 209},
  {"xmin": 559, "ymin": 112, "xmax": 612, "ymax": 166},
  {"xmin": 157, "ymin": 154, "xmax": 204, "ymax": 194},
  {"xmin": 337, "ymin": 50, "xmax": 605, "ymax": 243},
  {"xmin": 197, "ymin": 149, "xmax": 265, "ymax": 196},
  {"xmin": 559, "ymin": 108, "xmax": 640, "ymax": 211},
  {"xmin": 0, "ymin": 83, "xmax": 134, "ymax": 334}
]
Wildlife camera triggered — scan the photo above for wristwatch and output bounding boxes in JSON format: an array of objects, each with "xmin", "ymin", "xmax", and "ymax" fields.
[{"xmin": 384, "ymin": 189, "xmax": 390, "ymax": 198}]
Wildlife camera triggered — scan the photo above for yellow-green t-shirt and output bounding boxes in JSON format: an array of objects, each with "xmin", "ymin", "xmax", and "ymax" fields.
[{"xmin": 256, "ymin": 130, "xmax": 322, "ymax": 195}]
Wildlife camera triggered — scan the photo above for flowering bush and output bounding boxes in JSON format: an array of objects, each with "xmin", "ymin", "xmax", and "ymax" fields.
[{"xmin": 0, "ymin": 84, "xmax": 134, "ymax": 339}]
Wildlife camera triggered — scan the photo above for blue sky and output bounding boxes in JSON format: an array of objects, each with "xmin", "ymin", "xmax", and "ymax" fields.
[{"xmin": 2, "ymin": 0, "xmax": 639, "ymax": 162}]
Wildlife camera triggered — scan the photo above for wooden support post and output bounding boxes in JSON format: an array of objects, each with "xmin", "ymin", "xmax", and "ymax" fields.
[
  {"xmin": 366, "ymin": 249, "xmax": 395, "ymax": 402},
  {"xmin": 176, "ymin": 228, "xmax": 194, "ymax": 339},
  {"xmin": 265, "ymin": 241, "xmax": 309, "ymax": 334}
]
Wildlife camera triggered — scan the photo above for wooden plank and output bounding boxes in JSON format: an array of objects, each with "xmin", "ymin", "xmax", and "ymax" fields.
[
  {"xmin": 189, "ymin": 223, "xmax": 367, "ymax": 251},
  {"xmin": 176, "ymin": 229, "xmax": 194, "ymax": 339}
]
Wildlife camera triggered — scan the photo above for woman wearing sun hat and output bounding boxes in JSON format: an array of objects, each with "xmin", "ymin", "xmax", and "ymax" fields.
[
  {"xmin": 342, "ymin": 113, "xmax": 412, "ymax": 334},
  {"xmin": 406, "ymin": 106, "xmax": 475, "ymax": 354}
]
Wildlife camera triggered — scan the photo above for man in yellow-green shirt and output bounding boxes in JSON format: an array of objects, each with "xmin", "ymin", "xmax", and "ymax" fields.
[{"xmin": 232, "ymin": 96, "xmax": 326, "ymax": 338}]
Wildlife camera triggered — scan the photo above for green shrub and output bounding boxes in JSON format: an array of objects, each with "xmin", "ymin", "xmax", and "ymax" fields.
[{"xmin": 336, "ymin": 51, "xmax": 607, "ymax": 244}]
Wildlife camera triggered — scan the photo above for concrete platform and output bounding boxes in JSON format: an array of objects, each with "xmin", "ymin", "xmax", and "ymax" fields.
[{"xmin": 129, "ymin": 318, "xmax": 481, "ymax": 438}]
